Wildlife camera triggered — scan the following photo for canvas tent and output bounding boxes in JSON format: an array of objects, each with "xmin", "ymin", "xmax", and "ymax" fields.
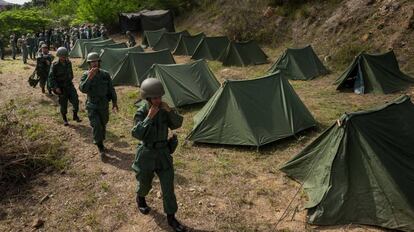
[
  {"xmin": 118, "ymin": 9, "xmax": 175, "ymax": 33},
  {"xmin": 144, "ymin": 59, "xmax": 220, "ymax": 107},
  {"xmin": 268, "ymin": 45, "xmax": 328, "ymax": 80},
  {"xmin": 100, "ymin": 47, "xmax": 143, "ymax": 72},
  {"xmin": 153, "ymin": 30, "xmax": 191, "ymax": 51},
  {"xmin": 186, "ymin": 71, "xmax": 316, "ymax": 147},
  {"xmin": 69, "ymin": 37, "xmax": 103, "ymax": 58},
  {"xmin": 191, "ymin": 36, "xmax": 230, "ymax": 60},
  {"xmin": 82, "ymin": 39, "xmax": 115, "ymax": 58},
  {"xmin": 173, "ymin": 33, "xmax": 206, "ymax": 56},
  {"xmin": 335, "ymin": 51, "xmax": 414, "ymax": 94},
  {"xmin": 140, "ymin": 10, "xmax": 175, "ymax": 32},
  {"xmin": 79, "ymin": 42, "xmax": 128, "ymax": 70},
  {"xmin": 280, "ymin": 95, "xmax": 414, "ymax": 232},
  {"xmin": 119, "ymin": 12, "xmax": 141, "ymax": 33},
  {"xmin": 219, "ymin": 41, "xmax": 268, "ymax": 67},
  {"xmin": 111, "ymin": 49, "xmax": 176, "ymax": 86},
  {"xmin": 142, "ymin": 28, "xmax": 167, "ymax": 47}
]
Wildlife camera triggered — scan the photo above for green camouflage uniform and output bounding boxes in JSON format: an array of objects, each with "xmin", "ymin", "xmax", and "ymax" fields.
[
  {"xmin": 10, "ymin": 36, "xmax": 16, "ymax": 59},
  {"xmin": 36, "ymin": 51, "xmax": 54, "ymax": 92}
]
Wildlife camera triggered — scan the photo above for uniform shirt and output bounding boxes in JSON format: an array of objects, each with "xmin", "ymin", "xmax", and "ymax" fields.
[
  {"xmin": 79, "ymin": 69, "xmax": 118, "ymax": 109},
  {"xmin": 48, "ymin": 60, "xmax": 74, "ymax": 89},
  {"xmin": 36, "ymin": 52, "xmax": 54, "ymax": 77}
]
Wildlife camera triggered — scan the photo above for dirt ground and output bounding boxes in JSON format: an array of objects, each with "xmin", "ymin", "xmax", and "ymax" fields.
[{"xmin": 0, "ymin": 33, "xmax": 412, "ymax": 232}]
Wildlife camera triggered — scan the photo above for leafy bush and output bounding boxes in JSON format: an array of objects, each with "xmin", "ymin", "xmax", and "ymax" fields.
[{"xmin": 0, "ymin": 8, "xmax": 52, "ymax": 36}]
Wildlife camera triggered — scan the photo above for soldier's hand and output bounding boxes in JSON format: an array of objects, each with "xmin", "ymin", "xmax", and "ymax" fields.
[
  {"xmin": 147, "ymin": 105, "xmax": 159, "ymax": 119},
  {"xmin": 54, "ymin": 88, "xmax": 62, "ymax": 94},
  {"xmin": 160, "ymin": 102, "xmax": 171, "ymax": 112},
  {"xmin": 112, "ymin": 104, "xmax": 119, "ymax": 113},
  {"xmin": 88, "ymin": 67, "xmax": 98, "ymax": 80}
]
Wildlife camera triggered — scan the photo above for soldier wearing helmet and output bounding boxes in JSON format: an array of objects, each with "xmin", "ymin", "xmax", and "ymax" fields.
[
  {"xmin": 9, "ymin": 34, "xmax": 16, "ymax": 60},
  {"xmin": 36, "ymin": 43, "xmax": 54, "ymax": 94},
  {"xmin": 48, "ymin": 47, "xmax": 81, "ymax": 126},
  {"xmin": 19, "ymin": 35, "xmax": 28, "ymax": 64},
  {"xmin": 131, "ymin": 78, "xmax": 186, "ymax": 232},
  {"xmin": 26, "ymin": 33, "xmax": 35, "ymax": 60},
  {"xmin": 79, "ymin": 52, "xmax": 118, "ymax": 158}
]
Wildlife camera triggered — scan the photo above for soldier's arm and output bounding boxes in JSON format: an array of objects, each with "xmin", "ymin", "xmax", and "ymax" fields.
[
  {"xmin": 79, "ymin": 72, "xmax": 91, "ymax": 93},
  {"xmin": 167, "ymin": 110, "xmax": 183, "ymax": 130},
  {"xmin": 69, "ymin": 62, "xmax": 74, "ymax": 81},
  {"xmin": 48, "ymin": 64, "xmax": 57, "ymax": 89},
  {"xmin": 107, "ymin": 74, "xmax": 117, "ymax": 105},
  {"xmin": 131, "ymin": 107, "xmax": 154, "ymax": 140}
]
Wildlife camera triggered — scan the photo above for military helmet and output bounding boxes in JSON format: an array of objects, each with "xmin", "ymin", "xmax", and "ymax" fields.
[
  {"xmin": 41, "ymin": 44, "xmax": 48, "ymax": 49},
  {"xmin": 140, "ymin": 78, "xmax": 165, "ymax": 99},
  {"xmin": 87, "ymin": 52, "xmax": 100, "ymax": 62},
  {"xmin": 56, "ymin": 47, "xmax": 69, "ymax": 57},
  {"xmin": 126, "ymin": 31, "xmax": 131, "ymax": 35}
]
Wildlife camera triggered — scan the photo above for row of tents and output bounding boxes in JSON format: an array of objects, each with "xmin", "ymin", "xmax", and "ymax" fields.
[
  {"xmin": 71, "ymin": 36, "xmax": 414, "ymax": 231},
  {"xmin": 71, "ymin": 36, "xmax": 414, "ymax": 96}
]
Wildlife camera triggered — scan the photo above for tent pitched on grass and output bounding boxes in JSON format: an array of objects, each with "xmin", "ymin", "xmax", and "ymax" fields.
[
  {"xmin": 173, "ymin": 33, "xmax": 205, "ymax": 56},
  {"xmin": 153, "ymin": 30, "xmax": 190, "ymax": 51},
  {"xmin": 69, "ymin": 37, "xmax": 103, "ymax": 58},
  {"xmin": 280, "ymin": 95, "xmax": 414, "ymax": 232},
  {"xmin": 335, "ymin": 51, "xmax": 414, "ymax": 94},
  {"xmin": 219, "ymin": 40, "xmax": 268, "ymax": 67},
  {"xmin": 100, "ymin": 46, "xmax": 143, "ymax": 72},
  {"xmin": 111, "ymin": 49, "xmax": 176, "ymax": 86},
  {"xmin": 82, "ymin": 39, "xmax": 114, "ymax": 59},
  {"xmin": 191, "ymin": 36, "xmax": 230, "ymax": 60},
  {"xmin": 144, "ymin": 59, "xmax": 220, "ymax": 107},
  {"xmin": 268, "ymin": 45, "xmax": 328, "ymax": 80},
  {"xmin": 186, "ymin": 71, "xmax": 316, "ymax": 147},
  {"xmin": 140, "ymin": 10, "xmax": 175, "ymax": 32},
  {"xmin": 142, "ymin": 28, "xmax": 167, "ymax": 47},
  {"xmin": 79, "ymin": 42, "xmax": 128, "ymax": 70}
]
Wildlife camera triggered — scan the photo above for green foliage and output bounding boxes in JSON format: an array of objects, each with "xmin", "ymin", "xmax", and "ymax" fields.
[{"xmin": 0, "ymin": 8, "xmax": 52, "ymax": 36}]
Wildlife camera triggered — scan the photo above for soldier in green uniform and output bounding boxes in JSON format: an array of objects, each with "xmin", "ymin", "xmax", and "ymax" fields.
[
  {"xmin": 79, "ymin": 52, "xmax": 118, "ymax": 157},
  {"xmin": 9, "ymin": 34, "xmax": 16, "ymax": 60},
  {"xmin": 27, "ymin": 33, "xmax": 35, "ymax": 60},
  {"xmin": 20, "ymin": 35, "xmax": 28, "ymax": 64},
  {"xmin": 48, "ymin": 47, "xmax": 81, "ymax": 126},
  {"xmin": 131, "ymin": 78, "xmax": 186, "ymax": 232},
  {"xmin": 36, "ymin": 44, "xmax": 54, "ymax": 94},
  {"xmin": 0, "ymin": 34, "xmax": 4, "ymax": 60},
  {"xmin": 126, "ymin": 31, "xmax": 136, "ymax": 47}
]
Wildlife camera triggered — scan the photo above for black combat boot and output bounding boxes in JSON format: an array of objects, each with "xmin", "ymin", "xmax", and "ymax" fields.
[
  {"xmin": 73, "ymin": 111, "xmax": 82, "ymax": 122},
  {"xmin": 62, "ymin": 114, "xmax": 69, "ymax": 126},
  {"xmin": 167, "ymin": 214, "xmax": 186, "ymax": 232},
  {"xmin": 41, "ymin": 87, "xmax": 45, "ymax": 94},
  {"xmin": 136, "ymin": 195, "xmax": 151, "ymax": 215},
  {"xmin": 97, "ymin": 142, "xmax": 105, "ymax": 159}
]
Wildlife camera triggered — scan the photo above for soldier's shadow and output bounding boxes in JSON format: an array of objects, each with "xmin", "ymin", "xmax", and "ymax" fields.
[
  {"xmin": 149, "ymin": 209, "xmax": 213, "ymax": 232},
  {"xmin": 102, "ymin": 148, "xmax": 134, "ymax": 171}
]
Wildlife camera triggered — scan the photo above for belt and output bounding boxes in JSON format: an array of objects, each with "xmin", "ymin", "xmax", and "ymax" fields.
[{"xmin": 142, "ymin": 141, "xmax": 168, "ymax": 149}]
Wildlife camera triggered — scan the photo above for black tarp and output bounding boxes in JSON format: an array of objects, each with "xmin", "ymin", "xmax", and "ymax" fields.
[{"xmin": 118, "ymin": 9, "xmax": 175, "ymax": 33}]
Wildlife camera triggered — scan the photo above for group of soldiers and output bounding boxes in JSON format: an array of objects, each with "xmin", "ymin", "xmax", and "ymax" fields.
[
  {"xmin": 23, "ymin": 26, "xmax": 186, "ymax": 231},
  {"xmin": 0, "ymin": 24, "xmax": 108, "ymax": 64}
]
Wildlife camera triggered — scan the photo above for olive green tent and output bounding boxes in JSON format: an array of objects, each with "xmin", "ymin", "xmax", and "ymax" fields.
[
  {"xmin": 100, "ymin": 46, "xmax": 143, "ymax": 72},
  {"xmin": 280, "ymin": 95, "xmax": 414, "ymax": 232},
  {"xmin": 143, "ymin": 59, "xmax": 220, "ymax": 107},
  {"xmin": 186, "ymin": 71, "xmax": 316, "ymax": 147},
  {"xmin": 219, "ymin": 41, "xmax": 268, "ymax": 67},
  {"xmin": 153, "ymin": 30, "xmax": 190, "ymax": 51},
  {"xmin": 191, "ymin": 36, "xmax": 230, "ymax": 61},
  {"xmin": 268, "ymin": 45, "xmax": 328, "ymax": 80},
  {"xmin": 111, "ymin": 49, "xmax": 176, "ymax": 86},
  {"xmin": 335, "ymin": 51, "xmax": 414, "ymax": 94},
  {"xmin": 173, "ymin": 33, "xmax": 205, "ymax": 56},
  {"xmin": 82, "ymin": 39, "xmax": 114, "ymax": 59},
  {"xmin": 79, "ymin": 42, "xmax": 128, "ymax": 70},
  {"xmin": 142, "ymin": 28, "xmax": 167, "ymax": 47},
  {"xmin": 69, "ymin": 37, "xmax": 103, "ymax": 58}
]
